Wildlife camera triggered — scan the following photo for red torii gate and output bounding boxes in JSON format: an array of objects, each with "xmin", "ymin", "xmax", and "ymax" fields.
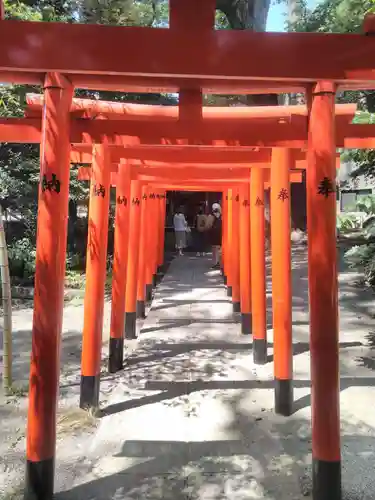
[{"xmin": 1, "ymin": 0, "xmax": 375, "ymax": 497}]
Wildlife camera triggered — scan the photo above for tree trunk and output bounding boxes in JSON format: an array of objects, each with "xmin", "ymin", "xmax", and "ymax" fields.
[
  {"xmin": 216, "ymin": 0, "xmax": 277, "ymax": 105},
  {"xmin": 0, "ymin": 205, "xmax": 12, "ymax": 390}
]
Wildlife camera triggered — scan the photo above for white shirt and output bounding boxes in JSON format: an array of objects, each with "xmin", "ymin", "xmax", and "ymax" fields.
[{"xmin": 173, "ymin": 213, "xmax": 187, "ymax": 231}]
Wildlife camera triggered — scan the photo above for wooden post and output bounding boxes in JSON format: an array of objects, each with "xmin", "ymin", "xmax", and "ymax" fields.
[
  {"xmin": 108, "ymin": 160, "xmax": 131, "ymax": 373},
  {"xmin": 136, "ymin": 184, "xmax": 148, "ymax": 319},
  {"xmin": 271, "ymin": 148, "xmax": 293, "ymax": 415},
  {"xmin": 80, "ymin": 144, "xmax": 111, "ymax": 410},
  {"xmin": 149, "ymin": 189, "xmax": 160, "ymax": 288},
  {"xmin": 157, "ymin": 191, "xmax": 166, "ymax": 271},
  {"xmin": 144, "ymin": 188, "xmax": 155, "ymax": 302},
  {"xmin": 221, "ymin": 190, "xmax": 228, "ymax": 284},
  {"xmin": 231, "ymin": 187, "xmax": 241, "ymax": 313},
  {"xmin": 124, "ymin": 180, "xmax": 143, "ymax": 339},
  {"xmin": 25, "ymin": 73, "xmax": 73, "ymax": 500},
  {"xmin": 239, "ymin": 182, "xmax": 252, "ymax": 335},
  {"xmin": 307, "ymin": 82, "xmax": 341, "ymax": 500},
  {"xmin": 226, "ymin": 189, "xmax": 233, "ymax": 298},
  {"xmin": 250, "ymin": 169, "xmax": 267, "ymax": 364}
]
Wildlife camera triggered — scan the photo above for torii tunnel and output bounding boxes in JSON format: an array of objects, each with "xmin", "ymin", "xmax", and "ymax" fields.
[{"xmin": 1, "ymin": 0, "xmax": 375, "ymax": 498}]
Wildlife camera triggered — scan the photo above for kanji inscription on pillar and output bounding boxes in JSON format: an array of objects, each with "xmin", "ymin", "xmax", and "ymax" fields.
[
  {"xmin": 132, "ymin": 197, "xmax": 140, "ymax": 206},
  {"xmin": 41, "ymin": 173, "xmax": 61, "ymax": 194},
  {"xmin": 317, "ymin": 177, "xmax": 335, "ymax": 198},
  {"xmin": 277, "ymin": 188, "xmax": 289, "ymax": 201},
  {"xmin": 235, "ymin": 194, "xmax": 240, "ymax": 202},
  {"xmin": 117, "ymin": 196, "xmax": 127, "ymax": 206},
  {"xmin": 255, "ymin": 197, "xmax": 264, "ymax": 206},
  {"xmin": 93, "ymin": 184, "xmax": 105, "ymax": 197},
  {"xmin": 142, "ymin": 194, "xmax": 148, "ymax": 200},
  {"xmin": 149, "ymin": 193, "xmax": 156, "ymax": 199},
  {"xmin": 242, "ymin": 199, "xmax": 250, "ymax": 207}
]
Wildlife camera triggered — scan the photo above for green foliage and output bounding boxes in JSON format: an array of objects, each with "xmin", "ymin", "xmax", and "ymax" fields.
[
  {"xmin": 7, "ymin": 238, "xmax": 36, "ymax": 279},
  {"xmin": 343, "ymin": 195, "xmax": 375, "ymax": 286},
  {"xmin": 345, "ymin": 243, "xmax": 375, "ymax": 286},
  {"xmin": 3, "ymin": 0, "xmax": 42, "ymax": 21},
  {"xmin": 289, "ymin": 0, "xmax": 373, "ymax": 33},
  {"xmin": 337, "ymin": 213, "xmax": 358, "ymax": 232},
  {"xmin": 80, "ymin": 0, "xmax": 167, "ymax": 26}
]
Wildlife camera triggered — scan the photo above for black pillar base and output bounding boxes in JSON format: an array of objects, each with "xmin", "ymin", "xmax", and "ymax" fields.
[
  {"xmin": 136, "ymin": 300, "xmax": 146, "ymax": 319},
  {"xmin": 25, "ymin": 457, "xmax": 54, "ymax": 500},
  {"xmin": 152, "ymin": 274, "xmax": 157, "ymax": 287},
  {"xmin": 253, "ymin": 338, "xmax": 267, "ymax": 365},
  {"xmin": 146, "ymin": 284, "xmax": 153, "ymax": 303},
  {"xmin": 223, "ymin": 275, "xmax": 227, "ymax": 286},
  {"xmin": 312, "ymin": 459, "xmax": 341, "ymax": 500},
  {"xmin": 125, "ymin": 311, "xmax": 137, "ymax": 340},
  {"xmin": 157, "ymin": 264, "xmax": 164, "ymax": 274},
  {"xmin": 232, "ymin": 301, "xmax": 241, "ymax": 313},
  {"xmin": 79, "ymin": 374, "xmax": 100, "ymax": 410},
  {"xmin": 227, "ymin": 285, "xmax": 232, "ymax": 298},
  {"xmin": 274, "ymin": 378, "xmax": 293, "ymax": 416},
  {"xmin": 241, "ymin": 313, "xmax": 252, "ymax": 335},
  {"xmin": 108, "ymin": 337, "xmax": 124, "ymax": 373}
]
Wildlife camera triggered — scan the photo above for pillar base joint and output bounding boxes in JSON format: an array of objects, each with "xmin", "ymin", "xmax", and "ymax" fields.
[
  {"xmin": 25, "ymin": 457, "xmax": 54, "ymax": 500},
  {"xmin": 108, "ymin": 337, "xmax": 124, "ymax": 373},
  {"xmin": 226, "ymin": 286, "xmax": 232, "ymax": 298},
  {"xmin": 241, "ymin": 313, "xmax": 252, "ymax": 335},
  {"xmin": 274, "ymin": 378, "xmax": 293, "ymax": 416},
  {"xmin": 253, "ymin": 338, "xmax": 267, "ymax": 365},
  {"xmin": 125, "ymin": 312, "xmax": 137, "ymax": 340},
  {"xmin": 232, "ymin": 301, "xmax": 241, "ymax": 314},
  {"xmin": 146, "ymin": 284, "xmax": 153, "ymax": 303},
  {"xmin": 79, "ymin": 374, "xmax": 100, "ymax": 410},
  {"xmin": 312, "ymin": 458, "xmax": 341, "ymax": 500},
  {"xmin": 136, "ymin": 300, "xmax": 146, "ymax": 319}
]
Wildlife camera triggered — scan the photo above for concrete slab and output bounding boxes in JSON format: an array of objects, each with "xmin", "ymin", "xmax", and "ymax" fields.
[{"xmin": 41, "ymin": 250, "xmax": 375, "ymax": 498}]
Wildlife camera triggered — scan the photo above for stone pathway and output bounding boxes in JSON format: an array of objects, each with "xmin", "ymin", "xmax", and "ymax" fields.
[{"xmin": 50, "ymin": 248, "xmax": 375, "ymax": 500}]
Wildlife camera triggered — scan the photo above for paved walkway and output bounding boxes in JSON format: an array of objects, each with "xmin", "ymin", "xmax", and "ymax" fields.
[{"xmin": 53, "ymin": 248, "xmax": 375, "ymax": 500}]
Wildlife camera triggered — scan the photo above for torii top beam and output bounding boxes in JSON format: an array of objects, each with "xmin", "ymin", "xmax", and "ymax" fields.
[
  {"xmin": 78, "ymin": 167, "xmax": 302, "ymax": 189},
  {"xmin": 70, "ymin": 146, "xmax": 310, "ymax": 165},
  {"xmin": 1, "ymin": 116, "xmax": 374, "ymax": 149},
  {"xmin": 0, "ymin": 16, "xmax": 375, "ymax": 88},
  {"xmin": 24, "ymin": 96, "xmax": 357, "ymax": 123}
]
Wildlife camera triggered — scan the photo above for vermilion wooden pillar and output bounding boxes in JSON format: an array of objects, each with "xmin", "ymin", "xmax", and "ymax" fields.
[
  {"xmin": 80, "ymin": 144, "xmax": 111, "ymax": 410},
  {"xmin": 221, "ymin": 191, "xmax": 228, "ymax": 284},
  {"xmin": 137, "ymin": 185, "xmax": 148, "ymax": 319},
  {"xmin": 149, "ymin": 191, "xmax": 160, "ymax": 287},
  {"xmin": 157, "ymin": 191, "xmax": 166, "ymax": 272},
  {"xmin": 231, "ymin": 188, "xmax": 241, "ymax": 313},
  {"xmin": 239, "ymin": 183, "xmax": 252, "ymax": 335},
  {"xmin": 145, "ymin": 189, "xmax": 155, "ymax": 302},
  {"xmin": 226, "ymin": 189, "xmax": 233, "ymax": 297},
  {"xmin": 108, "ymin": 160, "xmax": 131, "ymax": 373},
  {"xmin": 271, "ymin": 149, "xmax": 293, "ymax": 415},
  {"xmin": 25, "ymin": 73, "xmax": 73, "ymax": 500},
  {"xmin": 124, "ymin": 180, "xmax": 143, "ymax": 339},
  {"xmin": 250, "ymin": 169, "xmax": 267, "ymax": 364},
  {"xmin": 307, "ymin": 82, "xmax": 341, "ymax": 500}
]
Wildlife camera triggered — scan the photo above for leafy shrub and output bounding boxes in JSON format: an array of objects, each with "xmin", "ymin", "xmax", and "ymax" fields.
[
  {"xmin": 337, "ymin": 213, "xmax": 358, "ymax": 233},
  {"xmin": 345, "ymin": 243, "xmax": 375, "ymax": 287},
  {"xmin": 8, "ymin": 238, "xmax": 36, "ymax": 280}
]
